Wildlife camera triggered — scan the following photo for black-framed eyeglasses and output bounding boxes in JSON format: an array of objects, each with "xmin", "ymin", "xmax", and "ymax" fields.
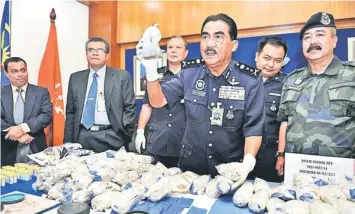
[{"xmin": 87, "ymin": 48, "xmax": 106, "ymax": 54}]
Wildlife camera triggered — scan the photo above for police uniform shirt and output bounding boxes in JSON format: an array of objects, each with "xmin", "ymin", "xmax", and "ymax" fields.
[
  {"xmin": 160, "ymin": 59, "xmax": 266, "ymax": 175},
  {"xmin": 143, "ymin": 66, "xmax": 186, "ymax": 157},
  {"xmin": 257, "ymin": 72, "xmax": 287, "ymax": 163},
  {"xmin": 277, "ymin": 56, "xmax": 355, "ymax": 158}
]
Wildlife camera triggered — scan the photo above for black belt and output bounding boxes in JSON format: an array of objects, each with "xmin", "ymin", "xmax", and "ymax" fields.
[{"xmin": 81, "ymin": 124, "xmax": 112, "ymax": 131}]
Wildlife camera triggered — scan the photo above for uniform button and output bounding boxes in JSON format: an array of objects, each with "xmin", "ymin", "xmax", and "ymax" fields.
[
  {"xmin": 211, "ymin": 102, "xmax": 215, "ymax": 107},
  {"xmin": 193, "ymin": 99, "xmax": 197, "ymax": 103},
  {"xmin": 209, "ymin": 130, "xmax": 213, "ymax": 134},
  {"xmin": 168, "ymin": 124, "xmax": 172, "ymax": 127},
  {"xmin": 169, "ymin": 113, "xmax": 172, "ymax": 117},
  {"xmin": 208, "ymin": 143, "xmax": 212, "ymax": 147},
  {"xmin": 182, "ymin": 145, "xmax": 185, "ymax": 148},
  {"xmin": 213, "ymin": 88, "xmax": 217, "ymax": 92},
  {"xmin": 208, "ymin": 155, "xmax": 213, "ymax": 159},
  {"xmin": 229, "ymin": 105, "xmax": 233, "ymax": 109}
]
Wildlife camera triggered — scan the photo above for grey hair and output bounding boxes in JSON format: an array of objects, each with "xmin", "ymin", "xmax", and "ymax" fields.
[{"xmin": 85, "ymin": 37, "xmax": 110, "ymax": 53}]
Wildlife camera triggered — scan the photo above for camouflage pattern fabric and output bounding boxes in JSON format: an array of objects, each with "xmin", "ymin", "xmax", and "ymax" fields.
[{"xmin": 277, "ymin": 56, "xmax": 355, "ymax": 158}]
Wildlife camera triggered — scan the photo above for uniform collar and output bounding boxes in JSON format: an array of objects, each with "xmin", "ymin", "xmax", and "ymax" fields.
[
  {"xmin": 204, "ymin": 59, "xmax": 234, "ymax": 80},
  {"xmin": 266, "ymin": 72, "xmax": 285, "ymax": 83},
  {"xmin": 305, "ymin": 56, "xmax": 341, "ymax": 76}
]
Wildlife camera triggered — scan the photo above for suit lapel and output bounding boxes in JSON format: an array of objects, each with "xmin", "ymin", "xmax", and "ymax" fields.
[
  {"xmin": 24, "ymin": 84, "xmax": 37, "ymax": 121},
  {"xmin": 104, "ymin": 67, "xmax": 114, "ymax": 113},
  {"xmin": 1, "ymin": 85, "xmax": 14, "ymax": 124},
  {"xmin": 78, "ymin": 70, "xmax": 90, "ymax": 120}
]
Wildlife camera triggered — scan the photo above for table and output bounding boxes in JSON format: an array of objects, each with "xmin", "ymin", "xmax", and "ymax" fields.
[{"xmin": 1, "ymin": 177, "xmax": 260, "ymax": 214}]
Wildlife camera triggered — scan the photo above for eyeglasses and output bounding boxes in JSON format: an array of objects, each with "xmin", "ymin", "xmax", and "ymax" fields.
[{"xmin": 87, "ymin": 48, "xmax": 106, "ymax": 54}]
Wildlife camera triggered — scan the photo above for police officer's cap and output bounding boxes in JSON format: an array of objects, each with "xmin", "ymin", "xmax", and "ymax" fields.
[{"xmin": 299, "ymin": 12, "xmax": 336, "ymax": 40}]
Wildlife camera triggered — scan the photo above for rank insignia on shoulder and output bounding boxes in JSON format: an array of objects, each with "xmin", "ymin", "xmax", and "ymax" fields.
[
  {"xmin": 181, "ymin": 58, "xmax": 204, "ymax": 68},
  {"xmin": 235, "ymin": 61, "xmax": 260, "ymax": 77}
]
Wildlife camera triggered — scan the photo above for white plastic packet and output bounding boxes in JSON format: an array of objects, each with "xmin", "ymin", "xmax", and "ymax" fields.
[
  {"xmin": 71, "ymin": 171, "xmax": 93, "ymax": 190},
  {"xmin": 281, "ymin": 200, "xmax": 310, "ymax": 214},
  {"xmin": 248, "ymin": 191, "xmax": 269, "ymax": 213},
  {"xmin": 266, "ymin": 197, "xmax": 285, "ymax": 214},
  {"xmin": 309, "ymin": 200, "xmax": 338, "ymax": 214},
  {"xmin": 72, "ymin": 189, "xmax": 91, "ymax": 203},
  {"xmin": 205, "ymin": 179, "xmax": 220, "ymax": 199},
  {"xmin": 164, "ymin": 167, "xmax": 182, "ymax": 176},
  {"xmin": 341, "ymin": 184, "xmax": 355, "ymax": 202},
  {"xmin": 146, "ymin": 177, "xmax": 172, "ymax": 202},
  {"xmin": 294, "ymin": 174, "xmax": 315, "ymax": 187},
  {"xmin": 191, "ymin": 175, "xmax": 211, "ymax": 195},
  {"xmin": 111, "ymin": 188, "xmax": 144, "ymax": 213},
  {"xmin": 92, "ymin": 191, "xmax": 121, "ymax": 211},
  {"xmin": 170, "ymin": 173, "xmax": 193, "ymax": 193},
  {"xmin": 332, "ymin": 199, "xmax": 355, "ymax": 214},
  {"xmin": 297, "ymin": 185, "xmax": 320, "ymax": 202},
  {"xmin": 319, "ymin": 186, "xmax": 346, "ymax": 206},
  {"xmin": 215, "ymin": 162, "xmax": 242, "ymax": 181},
  {"xmin": 254, "ymin": 177, "xmax": 270, "ymax": 194},
  {"xmin": 113, "ymin": 171, "xmax": 140, "ymax": 185},
  {"xmin": 215, "ymin": 175, "xmax": 233, "ymax": 195},
  {"xmin": 271, "ymin": 185, "xmax": 297, "ymax": 201},
  {"xmin": 233, "ymin": 181, "xmax": 254, "ymax": 207}
]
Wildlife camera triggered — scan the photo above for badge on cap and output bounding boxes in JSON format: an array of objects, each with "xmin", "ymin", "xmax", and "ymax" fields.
[
  {"xmin": 195, "ymin": 80, "xmax": 205, "ymax": 91},
  {"xmin": 294, "ymin": 77, "xmax": 304, "ymax": 85},
  {"xmin": 320, "ymin": 12, "xmax": 331, "ymax": 25}
]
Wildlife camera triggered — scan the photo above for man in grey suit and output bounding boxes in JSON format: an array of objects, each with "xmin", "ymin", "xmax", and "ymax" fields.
[
  {"xmin": 1, "ymin": 57, "xmax": 53, "ymax": 166},
  {"xmin": 64, "ymin": 37, "xmax": 136, "ymax": 152}
]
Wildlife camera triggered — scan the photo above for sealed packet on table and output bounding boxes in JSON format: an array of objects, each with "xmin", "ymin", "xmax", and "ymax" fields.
[
  {"xmin": 91, "ymin": 191, "xmax": 121, "ymax": 212},
  {"xmin": 233, "ymin": 181, "xmax": 254, "ymax": 207},
  {"xmin": 280, "ymin": 200, "xmax": 309, "ymax": 214},
  {"xmin": 248, "ymin": 191, "xmax": 269, "ymax": 213},
  {"xmin": 296, "ymin": 185, "xmax": 320, "ymax": 202},
  {"xmin": 266, "ymin": 198, "xmax": 285, "ymax": 214},
  {"xmin": 309, "ymin": 200, "xmax": 338, "ymax": 214},
  {"xmin": 146, "ymin": 177, "xmax": 172, "ymax": 202},
  {"xmin": 191, "ymin": 175, "xmax": 211, "ymax": 195},
  {"xmin": 318, "ymin": 186, "xmax": 346, "ymax": 206},
  {"xmin": 341, "ymin": 184, "xmax": 355, "ymax": 202},
  {"xmin": 215, "ymin": 162, "xmax": 242, "ymax": 181},
  {"xmin": 111, "ymin": 188, "xmax": 145, "ymax": 213},
  {"xmin": 271, "ymin": 185, "xmax": 296, "ymax": 201}
]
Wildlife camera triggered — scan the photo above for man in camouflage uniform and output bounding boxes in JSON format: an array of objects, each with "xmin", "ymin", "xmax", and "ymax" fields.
[{"xmin": 278, "ymin": 12, "xmax": 355, "ymax": 158}]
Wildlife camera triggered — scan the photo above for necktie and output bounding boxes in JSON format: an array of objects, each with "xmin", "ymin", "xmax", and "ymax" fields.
[
  {"xmin": 14, "ymin": 88, "xmax": 24, "ymax": 125},
  {"xmin": 82, "ymin": 73, "xmax": 98, "ymax": 129}
]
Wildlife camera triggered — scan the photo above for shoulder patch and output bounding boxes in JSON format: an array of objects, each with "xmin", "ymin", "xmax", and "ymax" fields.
[
  {"xmin": 342, "ymin": 61, "xmax": 355, "ymax": 67},
  {"xmin": 235, "ymin": 61, "xmax": 260, "ymax": 77},
  {"xmin": 181, "ymin": 58, "xmax": 204, "ymax": 68}
]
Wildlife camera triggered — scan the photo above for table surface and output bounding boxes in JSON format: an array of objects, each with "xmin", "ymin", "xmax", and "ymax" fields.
[{"xmin": 1, "ymin": 177, "xmax": 263, "ymax": 214}]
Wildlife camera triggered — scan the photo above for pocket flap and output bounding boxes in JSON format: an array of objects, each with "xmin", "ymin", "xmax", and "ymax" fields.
[
  {"xmin": 184, "ymin": 93, "xmax": 208, "ymax": 105},
  {"xmin": 328, "ymin": 82, "xmax": 355, "ymax": 102}
]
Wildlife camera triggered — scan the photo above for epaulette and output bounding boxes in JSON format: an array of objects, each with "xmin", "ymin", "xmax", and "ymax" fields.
[
  {"xmin": 342, "ymin": 61, "xmax": 355, "ymax": 67},
  {"xmin": 274, "ymin": 72, "xmax": 287, "ymax": 82},
  {"xmin": 288, "ymin": 67, "xmax": 306, "ymax": 76},
  {"xmin": 235, "ymin": 61, "xmax": 260, "ymax": 77},
  {"xmin": 181, "ymin": 58, "xmax": 204, "ymax": 68}
]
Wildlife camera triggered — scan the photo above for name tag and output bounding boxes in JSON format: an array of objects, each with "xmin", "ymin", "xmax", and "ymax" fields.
[
  {"xmin": 269, "ymin": 92, "xmax": 281, "ymax": 97},
  {"xmin": 218, "ymin": 86, "xmax": 245, "ymax": 100},
  {"xmin": 192, "ymin": 89, "xmax": 206, "ymax": 97}
]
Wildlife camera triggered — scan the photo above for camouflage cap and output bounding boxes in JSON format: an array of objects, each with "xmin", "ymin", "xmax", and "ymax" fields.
[{"xmin": 299, "ymin": 12, "xmax": 336, "ymax": 39}]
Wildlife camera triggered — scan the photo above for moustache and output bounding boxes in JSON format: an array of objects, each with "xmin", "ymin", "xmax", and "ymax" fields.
[
  {"xmin": 205, "ymin": 48, "xmax": 217, "ymax": 54},
  {"xmin": 307, "ymin": 44, "xmax": 322, "ymax": 53}
]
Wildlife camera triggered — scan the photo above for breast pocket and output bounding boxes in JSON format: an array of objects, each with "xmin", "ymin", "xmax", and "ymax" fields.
[
  {"xmin": 222, "ymin": 100, "xmax": 244, "ymax": 128},
  {"xmin": 265, "ymin": 94, "xmax": 281, "ymax": 118},
  {"xmin": 184, "ymin": 93, "xmax": 207, "ymax": 122},
  {"xmin": 281, "ymin": 86, "xmax": 303, "ymax": 116},
  {"xmin": 328, "ymin": 82, "xmax": 355, "ymax": 117}
]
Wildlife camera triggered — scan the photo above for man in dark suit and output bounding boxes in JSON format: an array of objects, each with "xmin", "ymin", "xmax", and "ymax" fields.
[
  {"xmin": 1, "ymin": 57, "xmax": 52, "ymax": 166},
  {"xmin": 64, "ymin": 37, "xmax": 136, "ymax": 152}
]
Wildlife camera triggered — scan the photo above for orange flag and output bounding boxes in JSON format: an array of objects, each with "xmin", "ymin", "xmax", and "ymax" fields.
[{"xmin": 38, "ymin": 8, "xmax": 65, "ymax": 146}]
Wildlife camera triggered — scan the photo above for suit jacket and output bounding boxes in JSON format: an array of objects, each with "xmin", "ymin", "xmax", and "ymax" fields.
[
  {"xmin": 64, "ymin": 67, "xmax": 136, "ymax": 148},
  {"xmin": 1, "ymin": 84, "xmax": 53, "ymax": 166}
]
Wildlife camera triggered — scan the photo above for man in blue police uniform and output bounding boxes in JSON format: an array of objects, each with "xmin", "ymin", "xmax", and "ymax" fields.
[
  {"xmin": 248, "ymin": 36, "xmax": 288, "ymax": 182},
  {"xmin": 136, "ymin": 14, "xmax": 265, "ymax": 183},
  {"xmin": 135, "ymin": 35, "xmax": 189, "ymax": 168}
]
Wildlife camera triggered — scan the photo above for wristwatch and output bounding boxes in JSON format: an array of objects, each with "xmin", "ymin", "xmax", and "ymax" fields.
[{"xmin": 275, "ymin": 151, "xmax": 285, "ymax": 157}]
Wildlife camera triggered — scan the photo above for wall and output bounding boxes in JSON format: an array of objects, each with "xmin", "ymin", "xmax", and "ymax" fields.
[{"xmin": 10, "ymin": 0, "xmax": 89, "ymax": 107}]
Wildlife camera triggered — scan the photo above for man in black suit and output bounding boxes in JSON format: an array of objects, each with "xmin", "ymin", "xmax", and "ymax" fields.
[
  {"xmin": 64, "ymin": 37, "xmax": 136, "ymax": 152},
  {"xmin": 1, "ymin": 57, "xmax": 52, "ymax": 166}
]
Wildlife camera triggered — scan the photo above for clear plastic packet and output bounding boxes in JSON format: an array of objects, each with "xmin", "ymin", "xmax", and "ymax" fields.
[
  {"xmin": 280, "ymin": 200, "xmax": 310, "ymax": 214},
  {"xmin": 271, "ymin": 185, "xmax": 296, "ymax": 201},
  {"xmin": 297, "ymin": 185, "xmax": 320, "ymax": 202},
  {"xmin": 332, "ymin": 199, "xmax": 355, "ymax": 214},
  {"xmin": 341, "ymin": 184, "xmax": 355, "ymax": 202},
  {"xmin": 88, "ymin": 181, "xmax": 121, "ymax": 197},
  {"xmin": 170, "ymin": 174, "xmax": 193, "ymax": 193},
  {"xmin": 111, "ymin": 188, "xmax": 144, "ymax": 213},
  {"xmin": 266, "ymin": 197, "xmax": 285, "ymax": 214},
  {"xmin": 309, "ymin": 200, "xmax": 338, "ymax": 214},
  {"xmin": 113, "ymin": 171, "xmax": 140, "ymax": 185},
  {"xmin": 205, "ymin": 179, "xmax": 220, "ymax": 199},
  {"xmin": 248, "ymin": 191, "xmax": 269, "ymax": 213},
  {"xmin": 215, "ymin": 162, "xmax": 242, "ymax": 181},
  {"xmin": 319, "ymin": 186, "xmax": 346, "ymax": 206},
  {"xmin": 293, "ymin": 174, "xmax": 315, "ymax": 188},
  {"xmin": 72, "ymin": 189, "xmax": 91, "ymax": 203},
  {"xmin": 92, "ymin": 191, "xmax": 121, "ymax": 212},
  {"xmin": 60, "ymin": 188, "xmax": 73, "ymax": 204},
  {"xmin": 72, "ymin": 171, "xmax": 93, "ymax": 190},
  {"xmin": 254, "ymin": 177, "xmax": 270, "ymax": 194},
  {"xmin": 164, "ymin": 167, "xmax": 182, "ymax": 176},
  {"xmin": 67, "ymin": 149, "xmax": 93, "ymax": 157},
  {"xmin": 146, "ymin": 177, "xmax": 172, "ymax": 202},
  {"xmin": 63, "ymin": 143, "xmax": 82, "ymax": 150},
  {"xmin": 191, "ymin": 175, "xmax": 211, "ymax": 195},
  {"xmin": 27, "ymin": 146, "xmax": 63, "ymax": 166},
  {"xmin": 328, "ymin": 174, "xmax": 354, "ymax": 188},
  {"xmin": 135, "ymin": 172, "xmax": 161, "ymax": 188},
  {"xmin": 233, "ymin": 181, "xmax": 254, "ymax": 207},
  {"xmin": 215, "ymin": 175, "xmax": 233, "ymax": 195}
]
